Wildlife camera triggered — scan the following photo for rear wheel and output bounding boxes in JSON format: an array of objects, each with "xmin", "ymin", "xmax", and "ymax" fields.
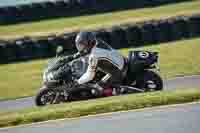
[{"xmin": 134, "ymin": 70, "xmax": 163, "ymax": 92}]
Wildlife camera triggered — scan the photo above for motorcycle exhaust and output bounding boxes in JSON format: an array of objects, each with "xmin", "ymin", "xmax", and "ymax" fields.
[{"xmin": 120, "ymin": 86, "xmax": 145, "ymax": 92}]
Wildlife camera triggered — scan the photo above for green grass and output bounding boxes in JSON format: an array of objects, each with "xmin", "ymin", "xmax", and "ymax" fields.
[
  {"xmin": 0, "ymin": 37, "xmax": 200, "ymax": 101},
  {"xmin": 1, "ymin": 0, "xmax": 200, "ymax": 39},
  {"xmin": 0, "ymin": 59, "xmax": 46, "ymax": 100},
  {"xmin": 0, "ymin": 88, "xmax": 200, "ymax": 128}
]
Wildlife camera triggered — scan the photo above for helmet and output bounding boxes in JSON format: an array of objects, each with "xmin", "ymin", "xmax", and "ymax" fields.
[{"xmin": 75, "ymin": 31, "xmax": 96, "ymax": 53}]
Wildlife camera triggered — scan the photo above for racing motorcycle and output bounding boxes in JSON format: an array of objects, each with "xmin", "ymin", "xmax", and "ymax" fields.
[{"xmin": 35, "ymin": 47, "xmax": 163, "ymax": 106}]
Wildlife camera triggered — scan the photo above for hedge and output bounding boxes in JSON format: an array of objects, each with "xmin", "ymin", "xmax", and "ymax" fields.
[
  {"xmin": 0, "ymin": 0, "xmax": 192, "ymax": 25},
  {"xmin": 0, "ymin": 13, "xmax": 200, "ymax": 64}
]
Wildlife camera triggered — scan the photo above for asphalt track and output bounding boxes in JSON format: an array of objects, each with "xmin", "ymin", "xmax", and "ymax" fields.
[
  {"xmin": 1, "ymin": 102, "xmax": 200, "ymax": 133},
  {"xmin": 0, "ymin": 75, "xmax": 200, "ymax": 111}
]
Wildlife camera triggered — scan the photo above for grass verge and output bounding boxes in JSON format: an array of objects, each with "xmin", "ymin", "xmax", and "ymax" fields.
[
  {"xmin": 0, "ymin": 37, "xmax": 200, "ymax": 101},
  {"xmin": 0, "ymin": 0, "xmax": 200, "ymax": 39},
  {"xmin": 0, "ymin": 88, "xmax": 200, "ymax": 128}
]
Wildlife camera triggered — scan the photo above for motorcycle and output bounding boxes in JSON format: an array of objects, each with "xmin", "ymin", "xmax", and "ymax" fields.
[{"xmin": 35, "ymin": 47, "xmax": 163, "ymax": 106}]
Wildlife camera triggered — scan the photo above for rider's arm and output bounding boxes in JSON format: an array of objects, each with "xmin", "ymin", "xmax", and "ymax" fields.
[
  {"xmin": 62, "ymin": 50, "xmax": 89, "ymax": 61},
  {"xmin": 77, "ymin": 55, "xmax": 98, "ymax": 84},
  {"xmin": 59, "ymin": 52, "xmax": 83, "ymax": 63}
]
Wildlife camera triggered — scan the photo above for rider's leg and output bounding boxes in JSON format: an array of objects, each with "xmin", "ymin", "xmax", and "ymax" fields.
[{"xmin": 93, "ymin": 69, "xmax": 123, "ymax": 96}]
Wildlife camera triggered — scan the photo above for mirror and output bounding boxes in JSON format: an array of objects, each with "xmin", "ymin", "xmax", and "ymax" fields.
[{"xmin": 56, "ymin": 46, "xmax": 64, "ymax": 57}]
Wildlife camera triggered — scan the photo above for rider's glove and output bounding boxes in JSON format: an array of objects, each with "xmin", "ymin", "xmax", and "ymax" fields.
[
  {"xmin": 59, "ymin": 55, "xmax": 74, "ymax": 63},
  {"xmin": 72, "ymin": 79, "xmax": 79, "ymax": 88},
  {"xmin": 59, "ymin": 52, "xmax": 81, "ymax": 62}
]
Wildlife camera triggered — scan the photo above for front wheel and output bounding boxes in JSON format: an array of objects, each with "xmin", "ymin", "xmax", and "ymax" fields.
[
  {"xmin": 35, "ymin": 87, "xmax": 62, "ymax": 106},
  {"xmin": 134, "ymin": 70, "xmax": 163, "ymax": 92}
]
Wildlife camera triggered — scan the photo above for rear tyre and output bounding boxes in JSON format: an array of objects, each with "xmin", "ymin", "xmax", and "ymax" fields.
[{"xmin": 135, "ymin": 70, "xmax": 163, "ymax": 92}]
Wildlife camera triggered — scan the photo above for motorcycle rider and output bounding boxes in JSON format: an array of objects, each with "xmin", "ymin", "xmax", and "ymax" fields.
[{"xmin": 72, "ymin": 31, "xmax": 127, "ymax": 96}]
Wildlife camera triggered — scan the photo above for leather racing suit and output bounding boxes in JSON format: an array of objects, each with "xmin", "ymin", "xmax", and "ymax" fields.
[{"xmin": 77, "ymin": 39, "xmax": 126, "ymax": 87}]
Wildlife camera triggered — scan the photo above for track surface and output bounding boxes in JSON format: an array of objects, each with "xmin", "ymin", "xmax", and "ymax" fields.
[
  {"xmin": 0, "ymin": 75, "xmax": 200, "ymax": 111},
  {"xmin": 1, "ymin": 102, "xmax": 200, "ymax": 133}
]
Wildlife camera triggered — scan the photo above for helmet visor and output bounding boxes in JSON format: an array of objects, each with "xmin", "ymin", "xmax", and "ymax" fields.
[
  {"xmin": 75, "ymin": 34, "xmax": 87, "ymax": 52},
  {"xmin": 76, "ymin": 42, "xmax": 86, "ymax": 52}
]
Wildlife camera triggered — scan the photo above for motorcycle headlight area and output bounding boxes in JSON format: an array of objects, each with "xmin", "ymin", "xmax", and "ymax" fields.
[
  {"xmin": 43, "ymin": 70, "xmax": 48, "ymax": 82},
  {"xmin": 47, "ymin": 73, "xmax": 54, "ymax": 81},
  {"xmin": 70, "ymin": 58, "xmax": 87, "ymax": 77},
  {"xmin": 43, "ymin": 72, "xmax": 54, "ymax": 82}
]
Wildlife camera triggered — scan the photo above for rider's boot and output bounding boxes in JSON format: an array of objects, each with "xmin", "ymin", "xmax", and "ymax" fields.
[{"xmin": 92, "ymin": 83, "xmax": 104, "ymax": 97}]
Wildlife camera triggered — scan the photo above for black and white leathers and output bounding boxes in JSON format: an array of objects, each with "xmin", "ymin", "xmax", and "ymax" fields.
[{"xmin": 77, "ymin": 39, "xmax": 125, "ymax": 85}]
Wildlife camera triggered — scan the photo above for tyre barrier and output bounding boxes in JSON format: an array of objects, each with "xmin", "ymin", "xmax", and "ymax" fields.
[
  {"xmin": 0, "ymin": 41, "xmax": 17, "ymax": 63},
  {"xmin": 140, "ymin": 21, "xmax": 158, "ymax": 45},
  {"xmin": 60, "ymin": 32, "xmax": 77, "ymax": 50},
  {"xmin": 33, "ymin": 38, "xmax": 50, "ymax": 58},
  {"xmin": 0, "ymin": 0, "xmax": 77, "ymax": 25},
  {"xmin": 170, "ymin": 16, "xmax": 190, "ymax": 40},
  {"xmin": 13, "ymin": 37, "xmax": 38, "ymax": 60},
  {"xmin": 153, "ymin": 19, "xmax": 173, "ymax": 43},
  {"xmin": 188, "ymin": 14, "xmax": 200, "ymax": 37},
  {"xmin": 46, "ymin": 35, "xmax": 62, "ymax": 56},
  {"xmin": 108, "ymin": 26, "xmax": 128, "ymax": 49},
  {"xmin": 125, "ymin": 24, "xmax": 143, "ymax": 47},
  {"xmin": 94, "ymin": 29, "xmax": 112, "ymax": 44},
  {"xmin": 0, "ymin": 13, "xmax": 200, "ymax": 64},
  {"xmin": 0, "ymin": 0, "xmax": 191, "ymax": 25}
]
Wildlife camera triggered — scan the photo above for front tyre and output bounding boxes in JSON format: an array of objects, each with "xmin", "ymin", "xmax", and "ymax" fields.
[
  {"xmin": 135, "ymin": 70, "xmax": 163, "ymax": 92},
  {"xmin": 35, "ymin": 87, "xmax": 59, "ymax": 106}
]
